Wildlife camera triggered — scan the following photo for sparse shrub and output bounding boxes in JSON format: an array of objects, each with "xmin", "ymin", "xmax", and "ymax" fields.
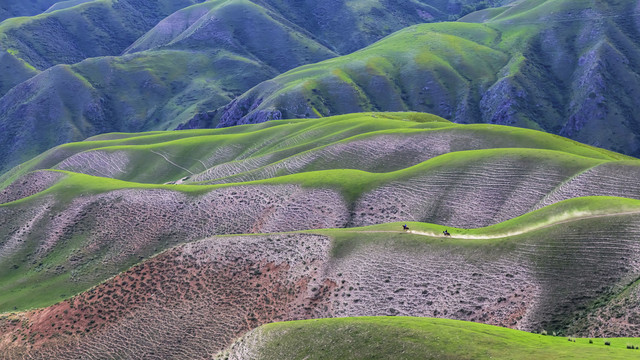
[
  {"xmin": 589, "ymin": 339, "xmax": 593, "ymax": 344},
  {"xmin": 605, "ymin": 341, "xmax": 611, "ymax": 346}
]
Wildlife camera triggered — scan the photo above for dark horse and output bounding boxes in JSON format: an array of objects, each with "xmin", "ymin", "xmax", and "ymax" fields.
[
  {"xmin": 403, "ymin": 224, "xmax": 409, "ymax": 231},
  {"xmin": 443, "ymin": 230, "xmax": 451, "ymax": 236}
]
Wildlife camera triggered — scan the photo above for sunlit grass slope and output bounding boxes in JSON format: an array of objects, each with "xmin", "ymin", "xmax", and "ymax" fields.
[
  {"xmin": 217, "ymin": 317, "xmax": 640, "ymax": 360},
  {"xmin": 1, "ymin": 112, "xmax": 629, "ymax": 186}
]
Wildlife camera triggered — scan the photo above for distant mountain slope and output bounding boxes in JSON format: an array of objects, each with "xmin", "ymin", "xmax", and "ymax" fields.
[
  {"xmin": 0, "ymin": 0, "xmax": 204, "ymax": 71},
  {"xmin": 125, "ymin": 0, "xmax": 438, "ymax": 56},
  {"xmin": 214, "ymin": 22, "xmax": 509, "ymax": 125},
  {"xmin": 0, "ymin": 0, "xmax": 204, "ymax": 99},
  {"xmin": 0, "ymin": 0, "xmax": 512, "ymax": 174},
  {"xmin": 214, "ymin": 0, "xmax": 640, "ymax": 157},
  {"xmin": 0, "ymin": 0, "xmax": 60, "ymax": 22},
  {"xmin": 0, "ymin": 46, "xmax": 39, "ymax": 95},
  {"xmin": 43, "ymin": 0, "xmax": 96, "ymax": 13},
  {"xmin": 0, "ymin": 0, "xmax": 339, "ymax": 174}
]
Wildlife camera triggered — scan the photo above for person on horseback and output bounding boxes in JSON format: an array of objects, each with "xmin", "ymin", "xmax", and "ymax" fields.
[
  {"xmin": 403, "ymin": 224, "xmax": 409, "ymax": 231},
  {"xmin": 443, "ymin": 229, "xmax": 450, "ymax": 236}
]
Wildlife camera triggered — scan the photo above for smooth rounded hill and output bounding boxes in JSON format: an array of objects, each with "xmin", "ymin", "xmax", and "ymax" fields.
[{"xmin": 217, "ymin": 317, "xmax": 638, "ymax": 360}]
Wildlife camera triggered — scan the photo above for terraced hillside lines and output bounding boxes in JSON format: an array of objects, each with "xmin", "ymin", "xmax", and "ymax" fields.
[
  {"xmin": 408, "ymin": 209, "xmax": 640, "ymax": 240},
  {"xmin": 5, "ymin": 112, "xmax": 628, "ymax": 185},
  {"xmin": 349, "ymin": 150, "xmax": 603, "ymax": 228},
  {"xmin": 217, "ymin": 317, "xmax": 638, "ymax": 360},
  {"xmin": 0, "ymin": 170, "xmax": 64, "ymax": 205},
  {"xmin": 0, "ymin": 234, "xmax": 336, "ymax": 359},
  {"xmin": 3, "ymin": 113, "xmax": 640, "ymax": 313},
  {"xmin": 214, "ymin": 0, "xmax": 640, "ymax": 158},
  {"xmin": 535, "ymin": 162, "xmax": 640, "ymax": 210},
  {"xmin": 0, "ymin": 181, "xmax": 348, "ymax": 312},
  {"xmin": 0, "ymin": 113, "xmax": 447, "ymax": 181},
  {"xmin": 569, "ymin": 276, "xmax": 640, "ymax": 338},
  {"xmin": 5, "ymin": 208, "xmax": 640, "ymax": 357},
  {"xmin": 2, "ymin": 113, "xmax": 640, "ymax": 357}
]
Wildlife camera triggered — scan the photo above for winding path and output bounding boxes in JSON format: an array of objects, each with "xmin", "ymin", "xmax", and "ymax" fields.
[{"xmin": 356, "ymin": 209, "xmax": 640, "ymax": 240}]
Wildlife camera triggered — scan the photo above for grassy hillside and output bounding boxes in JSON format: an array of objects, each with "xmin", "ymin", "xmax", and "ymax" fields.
[
  {"xmin": 0, "ymin": 0, "xmax": 204, "ymax": 71},
  {"xmin": 215, "ymin": 22, "xmax": 509, "ymax": 127},
  {"xmin": 217, "ymin": 317, "xmax": 639, "ymax": 359},
  {"xmin": 0, "ymin": 0, "xmax": 204, "ymax": 99},
  {"xmin": 0, "ymin": 0, "xmax": 518, "ymax": 174},
  {"xmin": 0, "ymin": 46, "xmax": 39, "ymax": 95},
  {"xmin": 215, "ymin": 0, "xmax": 640, "ymax": 157},
  {"xmin": 0, "ymin": 0, "xmax": 338, "ymax": 175},
  {"xmin": 4, "ymin": 204, "xmax": 640, "ymax": 357},
  {"xmin": 1, "ymin": 112, "xmax": 631, "ymax": 187},
  {"xmin": 0, "ymin": 0, "xmax": 60, "ymax": 22},
  {"xmin": 1, "ymin": 113, "xmax": 640, "ymax": 330}
]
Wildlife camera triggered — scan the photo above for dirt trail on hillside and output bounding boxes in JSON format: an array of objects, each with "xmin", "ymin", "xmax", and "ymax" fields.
[{"xmin": 359, "ymin": 209, "xmax": 640, "ymax": 240}]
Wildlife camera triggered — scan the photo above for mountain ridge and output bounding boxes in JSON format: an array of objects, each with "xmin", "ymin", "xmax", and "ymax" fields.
[{"xmin": 0, "ymin": 0, "xmax": 515, "ymax": 174}]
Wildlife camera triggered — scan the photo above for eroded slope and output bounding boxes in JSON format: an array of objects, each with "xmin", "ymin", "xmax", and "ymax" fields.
[
  {"xmin": 4, "ymin": 205, "xmax": 640, "ymax": 358},
  {"xmin": 1, "ymin": 113, "xmax": 640, "ymax": 314}
]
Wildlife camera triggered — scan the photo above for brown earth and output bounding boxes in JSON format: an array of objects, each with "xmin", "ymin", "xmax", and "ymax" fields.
[{"xmin": 0, "ymin": 170, "xmax": 63, "ymax": 205}]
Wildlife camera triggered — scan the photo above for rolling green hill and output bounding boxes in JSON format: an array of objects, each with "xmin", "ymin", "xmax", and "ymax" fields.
[
  {"xmin": 1, "ymin": 112, "xmax": 640, "ymax": 358},
  {"xmin": 0, "ymin": 0, "xmax": 337, "ymax": 174},
  {"xmin": 214, "ymin": 0, "xmax": 640, "ymax": 157},
  {"xmin": 3, "ymin": 200, "xmax": 640, "ymax": 357},
  {"xmin": 0, "ymin": 0, "xmax": 639, "ymax": 356},
  {"xmin": 217, "ymin": 317, "xmax": 639, "ymax": 359}
]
